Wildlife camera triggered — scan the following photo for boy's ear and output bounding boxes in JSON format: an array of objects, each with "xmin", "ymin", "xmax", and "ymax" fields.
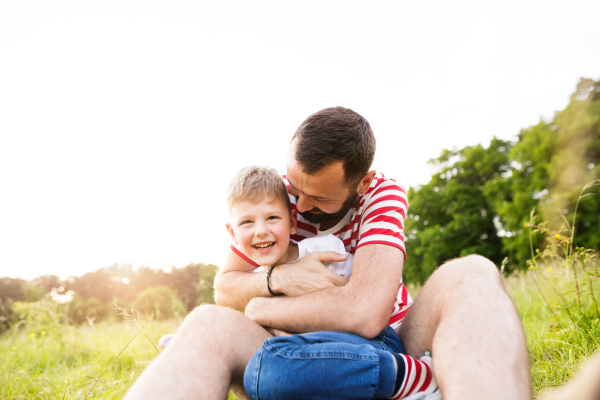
[
  {"xmin": 290, "ymin": 209, "xmax": 298, "ymax": 235},
  {"xmin": 225, "ymin": 222, "xmax": 238, "ymax": 244},
  {"xmin": 357, "ymin": 170, "xmax": 377, "ymax": 195}
]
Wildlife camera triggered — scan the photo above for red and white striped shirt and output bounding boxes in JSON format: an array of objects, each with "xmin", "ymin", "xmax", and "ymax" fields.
[{"xmin": 232, "ymin": 172, "xmax": 412, "ymax": 329}]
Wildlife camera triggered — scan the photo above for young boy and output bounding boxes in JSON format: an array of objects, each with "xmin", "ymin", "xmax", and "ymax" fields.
[
  {"xmin": 226, "ymin": 165, "xmax": 353, "ymax": 280},
  {"xmin": 226, "ymin": 166, "xmax": 440, "ymax": 400}
]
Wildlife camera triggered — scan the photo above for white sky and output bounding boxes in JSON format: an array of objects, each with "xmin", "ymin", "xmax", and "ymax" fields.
[{"xmin": 1, "ymin": 0, "xmax": 599, "ymax": 280}]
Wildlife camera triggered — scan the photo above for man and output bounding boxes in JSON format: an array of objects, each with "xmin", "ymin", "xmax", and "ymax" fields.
[{"xmin": 125, "ymin": 107, "xmax": 530, "ymax": 400}]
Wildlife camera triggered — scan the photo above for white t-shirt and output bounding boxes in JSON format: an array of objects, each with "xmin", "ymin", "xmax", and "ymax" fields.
[{"xmin": 252, "ymin": 234, "xmax": 354, "ymax": 279}]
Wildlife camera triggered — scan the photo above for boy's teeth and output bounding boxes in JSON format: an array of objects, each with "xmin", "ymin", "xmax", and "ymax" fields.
[{"xmin": 255, "ymin": 242, "xmax": 274, "ymax": 249}]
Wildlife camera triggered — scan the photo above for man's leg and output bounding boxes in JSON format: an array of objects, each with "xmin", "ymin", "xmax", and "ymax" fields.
[
  {"xmin": 398, "ymin": 255, "xmax": 530, "ymax": 400},
  {"xmin": 125, "ymin": 304, "xmax": 272, "ymax": 400}
]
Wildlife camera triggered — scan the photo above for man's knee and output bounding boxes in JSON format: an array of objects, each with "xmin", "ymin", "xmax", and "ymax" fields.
[
  {"xmin": 179, "ymin": 304, "xmax": 241, "ymax": 335},
  {"xmin": 432, "ymin": 254, "xmax": 501, "ymax": 288},
  {"xmin": 184, "ymin": 304, "xmax": 221, "ymax": 325}
]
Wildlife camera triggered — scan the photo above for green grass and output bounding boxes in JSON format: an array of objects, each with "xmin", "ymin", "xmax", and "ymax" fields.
[
  {"xmin": 0, "ymin": 317, "xmax": 181, "ymax": 399},
  {"xmin": 505, "ymin": 264, "xmax": 600, "ymax": 398},
  {"xmin": 1, "ymin": 263, "xmax": 599, "ymax": 399}
]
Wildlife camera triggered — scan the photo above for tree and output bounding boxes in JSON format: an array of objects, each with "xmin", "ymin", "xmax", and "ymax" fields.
[
  {"xmin": 485, "ymin": 121, "xmax": 557, "ymax": 268},
  {"xmin": 488, "ymin": 77, "xmax": 600, "ymax": 268},
  {"xmin": 548, "ymin": 78, "xmax": 600, "ymax": 251},
  {"xmin": 133, "ymin": 285, "xmax": 186, "ymax": 320},
  {"xmin": 404, "ymin": 138, "xmax": 512, "ymax": 283},
  {"xmin": 196, "ymin": 263, "xmax": 219, "ymax": 306}
]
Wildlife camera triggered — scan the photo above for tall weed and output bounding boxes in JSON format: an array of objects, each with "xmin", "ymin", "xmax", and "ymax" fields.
[{"xmin": 520, "ymin": 180, "xmax": 600, "ymax": 394}]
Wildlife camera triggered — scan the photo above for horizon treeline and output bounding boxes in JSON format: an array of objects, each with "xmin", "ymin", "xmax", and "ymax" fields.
[
  {"xmin": 1, "ymin": 262, "xmax": 218, "ymax": 308},
  {"xmin": 404, "ymin": 77, "xmax": 600, "ymax": 283},
  {"xmin": 1, "ymin": 262, "xmax": 218, "ymax": 331}
]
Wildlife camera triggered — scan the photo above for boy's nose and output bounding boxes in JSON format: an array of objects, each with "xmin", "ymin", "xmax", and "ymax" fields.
[{"xmin": 255, "ymin": 221, "xmax": 269, "ymax": 236}]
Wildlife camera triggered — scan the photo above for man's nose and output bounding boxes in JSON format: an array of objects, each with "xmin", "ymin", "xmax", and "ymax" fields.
[{"xmin": 295, "ymin": 194, "xmax": 314, "ymax": 213}]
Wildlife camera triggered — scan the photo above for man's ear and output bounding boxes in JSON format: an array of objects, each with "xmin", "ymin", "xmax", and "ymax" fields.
[
  {"xmin": 357, "ymin": 170, "xmax": 377, "ymax": 195},
  {"xmin": 225, "ymin": 222, "xmax": 238, "ymax": 244},
  {"xmin": 289, "ymin": 209, "xmax": 298, "ymax": 235}
]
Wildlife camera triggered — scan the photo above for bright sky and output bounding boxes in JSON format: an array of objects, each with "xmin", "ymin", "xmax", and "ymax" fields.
[{"xmin": 1, "ymin": 0, "xmax": 599, "ymax": 280}]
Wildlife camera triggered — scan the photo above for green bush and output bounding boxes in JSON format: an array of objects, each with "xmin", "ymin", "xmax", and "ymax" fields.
[
  {"xmin": 0, "ymin": 298, "xmax": 14, "ymax": 334},
  {"xmin": 60, "ymin": 294, "xmax": 110, "ymax": 325},
  {"xmin": 133, "ymin": 285, "xmax": 186, "ymax": 320},
  {"xmin": 12, "ymin": 299, "xmax": 65, "ymax": 334},
  {"xmin": 22, "ymin": 283, "xmax": 46, "ymax": 302}
]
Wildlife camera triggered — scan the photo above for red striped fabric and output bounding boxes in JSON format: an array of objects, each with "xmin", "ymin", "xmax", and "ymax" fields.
[
  {"xmin": 419, "ymin": 363, "xmax": 433, "ymax": 392},
  {"xmin": 406, "ymin": 358, "xmax": 423, "ymax": 395},
  {"xmin": 369, "ymin": 215, "xmax": 404, "ymax": 231}
]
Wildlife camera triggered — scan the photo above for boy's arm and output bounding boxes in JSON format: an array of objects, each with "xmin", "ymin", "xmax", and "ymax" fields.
[
  {"xmin": 213, "ymin": 248, "xmax": 349, "ymax": 311},
  {"xmin": 244, "ymin": 243, "xmax": 404, "ymax": 339}
]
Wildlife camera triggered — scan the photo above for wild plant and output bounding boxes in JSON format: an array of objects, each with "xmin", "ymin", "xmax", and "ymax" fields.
[
  {"xmin": 524, "ymin": 180, "xmax": 600, "ymax": 392},
  {"xmin": 83, "ymin": 304, "xmax": 161, "ymax": 399}
]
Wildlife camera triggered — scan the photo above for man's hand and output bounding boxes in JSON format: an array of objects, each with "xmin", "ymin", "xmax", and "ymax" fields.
[
  {"xmin": 246, "ymin": 298, "xmax": 293, "ymax": 336},
  {"xmin": 269, "ymin": 251, "xmax": 349, "ymax": 297},
  {"xmin": 214, "ymin": 249, "xmax": 348, "ymax": 311},
  {"xmin": 241, "ymin": 244, "xmax": 404, "ymax": 339},
  {"xmin": 265, "ymin": 327, "xmax": 292, "ymax": 337}
]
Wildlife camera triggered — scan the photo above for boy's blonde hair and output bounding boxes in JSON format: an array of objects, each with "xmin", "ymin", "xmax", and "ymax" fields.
[{"xmin": 226, "ymin": 166, "xmax": 291, "ymax": 212}]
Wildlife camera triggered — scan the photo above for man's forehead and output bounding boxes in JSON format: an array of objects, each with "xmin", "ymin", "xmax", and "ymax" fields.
[{"xmin": 286, "ymin": 158, "xmax": 348, "ymax": 200}]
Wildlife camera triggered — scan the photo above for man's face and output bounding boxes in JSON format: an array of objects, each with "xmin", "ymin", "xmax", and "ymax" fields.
[{"xmin": 286, "ymin": 139, "xmax": 359, "ymax": 226}]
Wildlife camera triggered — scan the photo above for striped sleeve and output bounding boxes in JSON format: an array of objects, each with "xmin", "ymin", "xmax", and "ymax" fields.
[{"xmin": 356, "ymin": 180, "xmax": 408, "ymax": 259}]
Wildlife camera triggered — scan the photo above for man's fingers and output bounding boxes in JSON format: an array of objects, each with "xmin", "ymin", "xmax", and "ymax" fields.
[
  {"xmin": 312, "ymin": 251, "xmax": 348, "ymax": 263},
  {"xmin": 266, "ymin": 327, "xmax": 292, "ymax": 337},
  {"xmin": 331, "ymin": 275, "xmax": 349, "ymax": 286}
]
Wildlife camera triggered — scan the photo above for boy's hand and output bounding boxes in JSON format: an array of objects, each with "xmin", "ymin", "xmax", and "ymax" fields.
[{"xmin": 269, "ymin": 251, "xmax": 349, "ymax": 297}]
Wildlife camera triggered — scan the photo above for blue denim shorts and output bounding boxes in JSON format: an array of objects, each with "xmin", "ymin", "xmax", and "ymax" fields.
[{"xmin": 244, "ymin": 326, "xmax": 405, "ymax": 400}]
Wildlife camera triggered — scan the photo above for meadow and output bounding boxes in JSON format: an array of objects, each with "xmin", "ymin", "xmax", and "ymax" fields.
[{"xmin": 1, "ymin": 256, "xmax": 599, "ymax": 399}]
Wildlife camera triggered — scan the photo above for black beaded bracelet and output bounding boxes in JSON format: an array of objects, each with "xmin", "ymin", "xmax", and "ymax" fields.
[{"xmin": 266, "ymin": 265, "xmax": 285, "ymax": 297}]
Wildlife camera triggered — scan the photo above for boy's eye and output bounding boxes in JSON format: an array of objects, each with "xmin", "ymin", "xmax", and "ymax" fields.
[
  {"xmin": 267, "ymin": 216, "xmax": 279, "ymax": 220},
  {"xmin": 240, "ymin": 220, "xmax": 253, "ymax": 225}
]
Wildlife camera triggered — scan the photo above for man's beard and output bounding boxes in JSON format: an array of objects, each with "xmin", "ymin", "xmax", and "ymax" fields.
[{"xmin": 298, "ymin": 192, "xmax": 359, "ymax": 226}]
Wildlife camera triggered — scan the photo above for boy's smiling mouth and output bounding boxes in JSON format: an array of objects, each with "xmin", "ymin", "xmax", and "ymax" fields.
[{"xmin": 253, "ymin": 242, "xmax": 275, "ymax": 250}]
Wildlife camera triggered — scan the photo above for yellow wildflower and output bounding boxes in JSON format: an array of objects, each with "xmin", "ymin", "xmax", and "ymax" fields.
[
  {"xmin": 555, "ymin": 234, "xmax": 561, "ymax": 239},
  {"xmin": 29, "ymin": 333, "xmax": 36, "ymax": 338},
  {"xmin": 546, "ymin": 267, "xmax": 552, "ymax": 272},
  {"xmin": 41, "ymin": 331, "xmax": 46, "ymax": 336},
  {"xmin": 536, "ymin": 249, "xmax": 539, "ymax": 253}
]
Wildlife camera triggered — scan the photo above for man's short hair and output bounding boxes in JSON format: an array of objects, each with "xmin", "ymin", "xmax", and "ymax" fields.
[
  {"xmin": 292, "ymin": 107, "xmax": 376, "ymax": 188},
  {"xmin": 226, "ymin": 166, "xmax": 291, "ymax": 213}
]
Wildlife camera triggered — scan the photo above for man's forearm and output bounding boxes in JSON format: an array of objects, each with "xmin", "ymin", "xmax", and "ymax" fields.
[
  {"xmin": 245, "ymin": 244, "xmax": 405, "ymax": 339},
  {"xmin": 214, "ymin": 250, "xmax": 349, "ymax": 310},
  {"xmin": 245, "ymin": 283, "xmax": 394, "ymax": 339},
  {"xmin": 214, "ymin": 269, "xmax": 271, "ymax": 311}
]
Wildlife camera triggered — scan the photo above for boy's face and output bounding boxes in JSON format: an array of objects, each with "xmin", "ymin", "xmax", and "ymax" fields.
[{"xmin": 226, "ymin": 197, "xmax": 297, "ymax": 267}]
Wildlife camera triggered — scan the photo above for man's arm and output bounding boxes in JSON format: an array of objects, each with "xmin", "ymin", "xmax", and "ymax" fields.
[
  {"xmin": 214, "ymin": 248, "xmax": 349, "ymax": 311},
  {"xmin": 244, "ymin": 243, "xmax": 404, "ymax": 339}
]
